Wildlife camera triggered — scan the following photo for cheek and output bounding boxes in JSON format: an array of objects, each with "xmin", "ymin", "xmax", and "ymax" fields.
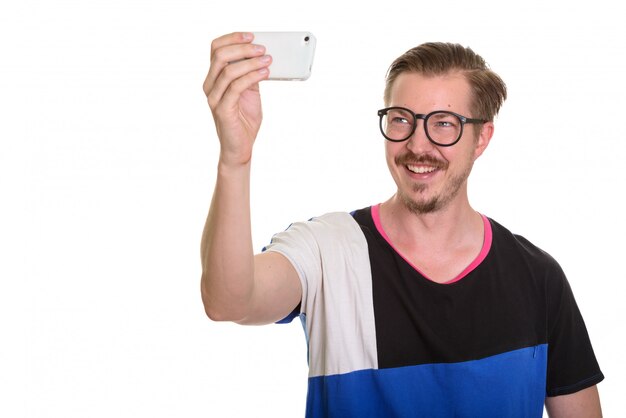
[
  {"xmin": 384, "ymin": 143, "xmax": 398, "ymax": 165},
  {"xmin": 448, "ymin": 134, "xmax": 480, "ymax": 163}
]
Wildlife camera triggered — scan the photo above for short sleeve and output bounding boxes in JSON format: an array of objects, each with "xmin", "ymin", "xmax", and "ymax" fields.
[
  {"xmin": 262, "ymin": 212, "xmax": 379, "ymax": 377},
  {"xmin": 545, "ymin": 263, "xmax": 604, "ymax": 396},
  {"xmin": 262, "ymin": 218, "xmax": 324, "ymax": 319}
]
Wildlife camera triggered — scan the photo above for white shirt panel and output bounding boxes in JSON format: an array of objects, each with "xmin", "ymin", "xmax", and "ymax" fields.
[{"xmin": 265, "ymin": 212, "xmax": 378, "ymax": 377}]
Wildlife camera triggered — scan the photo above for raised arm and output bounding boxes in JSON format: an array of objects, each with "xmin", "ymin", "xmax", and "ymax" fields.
[{"xmin": 200, "ymin": 32, "xmax": 301, "ymax": 325}]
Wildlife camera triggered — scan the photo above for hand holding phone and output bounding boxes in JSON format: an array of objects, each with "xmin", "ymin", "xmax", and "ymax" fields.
[
  {"xmin": 203, "ymin": 31, "xmax": 316, "ymax": 165},
  {"xmin": 253, "ymin": 32, "xmax": 316, "ymax": 80}
]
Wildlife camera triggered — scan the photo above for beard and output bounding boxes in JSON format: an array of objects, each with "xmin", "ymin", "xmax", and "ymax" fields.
[{"xmin": 395, "ymin": 151, "xmax": 474, "ymax": 215}]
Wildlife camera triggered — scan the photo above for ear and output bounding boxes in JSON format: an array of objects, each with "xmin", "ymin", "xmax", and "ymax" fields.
[{"xmin": 473, "ymin": 122, "xmax": 494, "ymax": 161}]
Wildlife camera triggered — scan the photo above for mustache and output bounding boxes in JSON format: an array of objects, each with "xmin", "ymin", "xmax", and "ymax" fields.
[{"xmin": 395, "ymin": 152, "xmax": 448, "ymax": 169}]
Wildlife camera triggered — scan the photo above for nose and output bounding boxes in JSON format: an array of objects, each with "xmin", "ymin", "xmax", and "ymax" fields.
[{"xmin": 406, "ymin": 120, "xmax": 435, "ymax": 153}]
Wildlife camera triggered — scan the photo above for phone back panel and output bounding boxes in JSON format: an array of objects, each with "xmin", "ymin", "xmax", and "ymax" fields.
[{"xmin": 253, "ymin": 32, "xmax": 316, "ymax": 80}]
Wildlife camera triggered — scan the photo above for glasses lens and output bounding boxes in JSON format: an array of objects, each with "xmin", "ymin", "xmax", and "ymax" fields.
[
  {"xmin": 426, "ymin": 112, "xmax": 462, "ymax": 145},
  {"xmin": 381, "ymin": 108, "xmax": 414, "ymax": 141}
]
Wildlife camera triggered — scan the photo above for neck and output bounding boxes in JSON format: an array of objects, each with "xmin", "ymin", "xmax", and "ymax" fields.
[{"xmin": 379, "ymin": 192, "xmax": 482, "ymax": 249}]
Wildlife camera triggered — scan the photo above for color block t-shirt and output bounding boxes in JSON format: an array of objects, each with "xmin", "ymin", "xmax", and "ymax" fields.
[{"xmin": 265, "ymin": 206, "xmax": 603, "ymax": 417}]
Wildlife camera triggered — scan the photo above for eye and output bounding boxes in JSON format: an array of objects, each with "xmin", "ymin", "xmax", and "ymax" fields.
[
  {"xmin": 387, "ymin": 109, "xmax": 413, "ymax": 126},
  {"xmin": 429, "ymin": 113, "xmax": 459, "ymax": 129},
  {"xmin": 391, "ymin": 116, "xmax": 410, "ymax": 125}
]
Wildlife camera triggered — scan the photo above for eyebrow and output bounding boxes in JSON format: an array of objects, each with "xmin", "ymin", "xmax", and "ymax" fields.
[{"xmin": 429, "ymin": 112, "xmax": 453, "ymax": 119}]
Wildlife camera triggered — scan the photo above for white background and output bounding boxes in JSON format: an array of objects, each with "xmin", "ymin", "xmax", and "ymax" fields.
[{"xmin": 1, "ymin": 0, "xmax": 624, "ymax": 416}]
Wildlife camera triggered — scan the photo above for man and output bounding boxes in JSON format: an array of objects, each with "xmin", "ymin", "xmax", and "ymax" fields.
[{"xmin": 201, "ymin": 32, "xmax": 603, "ymax": 417}]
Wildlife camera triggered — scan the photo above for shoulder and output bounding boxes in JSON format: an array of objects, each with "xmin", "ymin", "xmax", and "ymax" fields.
[
  {"xmin": 488, "ymin": 217, "xmax": 564, "ymax": 277},
  {"xmin": 487, "ymin": 218, "xmax": 576, "ymax": 322},
  {"xmin": 312, "ymin": 211, "xmax": 357, "ymax": 225},
  {"xmin": 299, "ymin": 211, "xmax": 361, "ymax": 235},
  {"xmin": 264, "ymin": 210, "xmax": 364, "ymax": 251},
  {"xmin": 289, "ymin": 207, "xmax": 374, "ymax": 235}
]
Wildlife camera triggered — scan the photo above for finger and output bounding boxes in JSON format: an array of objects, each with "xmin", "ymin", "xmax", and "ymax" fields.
[
  {"xmin": 206, "ymin": 55, "xmax": 271, "ymax": 110},
  {"xmin": 213, "ymin": 66, "xmax": 270, "ymax": 115},
  {"xmin": 212, "ymin": 71, "xmax": 269, "ymax": 119},
  {"xmin": 204, "ymin": 43, "xmax": 267, "ymax": 97},
  {"xmin": 210, "ymin": 32, "xmax": 253, "ymax": 60},
  {"xmin": 203, "ymin": 32, "xmax": 254, "ymax": 97}
]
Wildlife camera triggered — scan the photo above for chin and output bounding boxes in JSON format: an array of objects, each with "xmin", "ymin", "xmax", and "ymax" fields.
[{"xmin": 400, "ymin": 192, "xmax": 441, "ymax": 215}]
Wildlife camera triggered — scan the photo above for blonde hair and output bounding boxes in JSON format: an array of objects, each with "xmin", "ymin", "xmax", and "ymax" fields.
[{"xmin": 384, "ymin": 42, "xmax": 507, "ymax": 121}]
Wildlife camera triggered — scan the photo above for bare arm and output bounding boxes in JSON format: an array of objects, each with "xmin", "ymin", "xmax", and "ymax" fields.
[
  {"xmin": 545, "ymin": 385, "xmax": 602, "ymax": 418},
  {"xmin": 200, "ymin": 32, "xmax": 301, "ymax": 325}
]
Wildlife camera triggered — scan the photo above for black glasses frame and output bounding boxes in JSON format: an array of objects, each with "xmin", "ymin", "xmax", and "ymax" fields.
[{"xmin": 378, "ymin": 107, "xmax": 487, "ymax": 147}]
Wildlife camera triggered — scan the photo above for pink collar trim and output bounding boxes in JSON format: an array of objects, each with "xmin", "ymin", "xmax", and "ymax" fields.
[{"xmin": 370, "ymin": 204, "xmax": 492, "ymax": 285}]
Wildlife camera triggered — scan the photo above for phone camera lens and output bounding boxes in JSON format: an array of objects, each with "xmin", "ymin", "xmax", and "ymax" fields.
[{"xmin": 304, "ymin": 36, "xmax": 310, "ymax": 42}]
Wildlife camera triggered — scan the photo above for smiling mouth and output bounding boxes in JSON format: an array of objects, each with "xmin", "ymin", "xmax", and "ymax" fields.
[
  {"xmin": 406, "ymin": 164, "xmax": 438, "ymax": 174},
  {"xmin": 396, "ymin": 153, "xmax": 448, "ymax": 175}
]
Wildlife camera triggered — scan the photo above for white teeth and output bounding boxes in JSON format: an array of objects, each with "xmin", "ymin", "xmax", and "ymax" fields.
[{"xmin": 407, "ymin": 165, "xmax": 436, "ymax": 174}]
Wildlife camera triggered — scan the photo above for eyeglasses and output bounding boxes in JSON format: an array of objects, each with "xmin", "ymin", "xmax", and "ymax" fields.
[{"xmin": 378, "ymin": 107, "xmax": 487, "ymax": 146}]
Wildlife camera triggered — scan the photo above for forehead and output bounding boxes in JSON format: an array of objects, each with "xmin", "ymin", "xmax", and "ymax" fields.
[{"xmin": 388, "ymin": 72, "xmax": 472, "ymax": 113}]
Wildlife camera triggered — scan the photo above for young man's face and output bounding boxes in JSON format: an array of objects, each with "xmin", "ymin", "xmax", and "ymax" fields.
[{"xmin": 384, "ymin": 72, "xmax": 493, "ymax": 214}]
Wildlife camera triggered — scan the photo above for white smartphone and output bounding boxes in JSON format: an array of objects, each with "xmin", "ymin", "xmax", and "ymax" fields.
[{"xmin": 253, "ymin": 32, "xmax": 316, "ymax": 81}]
